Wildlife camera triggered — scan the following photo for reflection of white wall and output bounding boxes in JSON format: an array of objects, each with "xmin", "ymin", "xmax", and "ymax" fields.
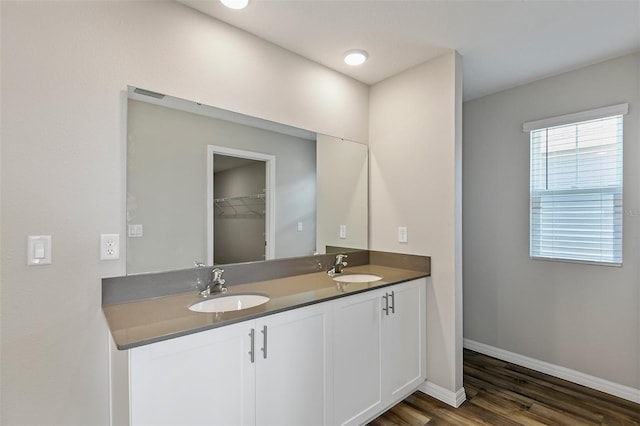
[
  {"xmin": 214, "ymin": 162, "xmax": 266, "ymax": 264},
  {"xmin": 1, "ymin": 2, "xmax": 367, "ymax": 424},
  {"xmin": 127, "ymin": 100, "xmax": 316, "ymax": 273},
  {"xmin": 316, "ymin": 134, "xmax": 368, "ymax": 253}
]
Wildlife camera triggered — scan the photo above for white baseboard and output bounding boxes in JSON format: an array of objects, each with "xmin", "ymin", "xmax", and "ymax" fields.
[
  {"xmin": 464, "ymin": 338, "xmax": 640, "ymax": 404},
  {"xmin": 417, "ymin": 381, "xmax": 466, "ymax": 408}
]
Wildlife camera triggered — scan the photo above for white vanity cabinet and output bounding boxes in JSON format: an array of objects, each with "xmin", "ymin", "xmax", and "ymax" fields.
[
  {"xmin": 254, "ymin": 302, "xmax": 333, "ymax": 426},
  {"xmin": 129, "ymin": 302, "xmax": 332, "ymax": 426},
  {"xmin": 129, "ymin": 320, "xmax": 255, "ymax": 426},
  {"xmin": 332, "ymin": 278, "xmax": 426, "ymax": 426},
  {"xmin": 126, "ymin": 278, "xmax": 425, "ymax": 426}
]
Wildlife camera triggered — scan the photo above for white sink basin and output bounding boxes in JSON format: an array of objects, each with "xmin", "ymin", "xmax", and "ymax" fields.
[
  {"xmin": 189, "ymin": 294, "xmax": 270, "ymax": 313},
  {"xmin": 332, "ymin": 274, "xmax": 382, "ymax": 283}
]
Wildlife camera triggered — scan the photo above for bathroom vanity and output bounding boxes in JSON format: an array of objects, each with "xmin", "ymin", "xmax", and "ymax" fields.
[{"xmin": 103, "ymin": 251, "xmax": 430, "ymax": 426}]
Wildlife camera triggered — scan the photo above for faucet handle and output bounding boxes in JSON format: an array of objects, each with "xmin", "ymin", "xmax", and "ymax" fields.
[
  {"xmin": 336, "ymin": 254, "xmax": 348, "ymax": 263},
  {"xmin": 211, "ymin": 268, "xmax": 225, "ymax": 283}
]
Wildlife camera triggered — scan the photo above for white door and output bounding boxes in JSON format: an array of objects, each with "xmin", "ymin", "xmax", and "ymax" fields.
[
  {"xmin": 382, "ymin": 279, "xmax": 427, "ymax": 401},
  {"xmin": 255, "ymin": 302, "xmax": 332, "ymax": 426},
  {"xmin": 332, "ymin": 289, "xmax": 384, "ymax": 426},
  {"xmin": 129, "ymin": 321, "xmax": 255, "ymax": 426}
]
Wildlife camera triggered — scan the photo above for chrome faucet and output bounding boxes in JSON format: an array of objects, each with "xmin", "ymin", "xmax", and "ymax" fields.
[
  {"xmin": 200, "ymin": 268, "xmax": 227, "ymax": 297},
  {"xmin": 328, "ymin": 254, "xmax": 348, "ymax": 275}
]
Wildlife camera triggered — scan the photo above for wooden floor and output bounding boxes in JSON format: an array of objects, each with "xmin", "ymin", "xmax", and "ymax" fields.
[{"xmin": 369, "ymin": 349, "xmax": 640, "ymax": 425}]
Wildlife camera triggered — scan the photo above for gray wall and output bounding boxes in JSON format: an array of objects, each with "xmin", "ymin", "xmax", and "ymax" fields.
[
  {"xmin": 463, "ymin": 52, "xmax": 640, "ymax": 391},
  {"xmin": 127, "ymin": 100, "xmax": 316, "ymax": 273}
]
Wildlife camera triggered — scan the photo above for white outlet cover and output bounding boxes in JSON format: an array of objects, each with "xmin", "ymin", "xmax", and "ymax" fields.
[{"xmin": 100, "ymin": 233, "xmax": 120, "ymax": 260}]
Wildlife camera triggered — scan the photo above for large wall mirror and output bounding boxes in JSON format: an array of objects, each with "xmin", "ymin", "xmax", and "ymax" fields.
[{"xmin": 126, "ymin": 86, "xmax": 368, "ymax": 275}]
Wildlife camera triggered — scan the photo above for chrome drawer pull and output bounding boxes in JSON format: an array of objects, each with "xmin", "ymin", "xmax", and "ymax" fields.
[
  {"xmin": 261, "ymin": 325, "xmax": 268, "ymax": 359},
  {"xmin": 382, "ymin": 293, "xmax": 389, "ymax": 316},
  {"xmin": 248, "ymin": 328, "xmax": 255, "ymax": 363}
]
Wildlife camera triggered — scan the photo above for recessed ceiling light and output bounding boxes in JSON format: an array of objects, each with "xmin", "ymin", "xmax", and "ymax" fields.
[
  {"xmin": 220, "ymin": 0, "xmax": 249, "ymax": 10},
  {"xmin": 343, "ymin": 50, "xmax": 368, "ymax": 66}
]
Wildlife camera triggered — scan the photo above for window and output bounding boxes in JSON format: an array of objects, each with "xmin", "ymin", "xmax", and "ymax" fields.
[{"xmin": 523, "ymin": 104, "xmax": 627, "ymax": 265}]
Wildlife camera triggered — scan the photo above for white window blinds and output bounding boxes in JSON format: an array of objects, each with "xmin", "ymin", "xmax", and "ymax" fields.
[{"xmin": 525, "ymin": 104, "xmax": 626, "ymax": 265}]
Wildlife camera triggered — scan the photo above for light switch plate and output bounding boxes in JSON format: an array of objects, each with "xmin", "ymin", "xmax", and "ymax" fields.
[
  {"xmin": 398, "ymin": 226, "xmax": 408, "ymax": 243},
  {"xmin": 28, "ymin": 235, "xmax": 52, "ymax": 265},
  {"xmin": 128, "ymin": 224, "xmax": 143, "ymax": 237},
  {"xmin": 339, "ymin": 225, "xmax": 347, "ymax": 239}
]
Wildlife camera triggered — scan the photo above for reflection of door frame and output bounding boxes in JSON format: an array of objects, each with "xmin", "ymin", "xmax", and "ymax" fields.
[{"xmin": 207, "ymin": 145, "xmax": 276, "ymax": 265}]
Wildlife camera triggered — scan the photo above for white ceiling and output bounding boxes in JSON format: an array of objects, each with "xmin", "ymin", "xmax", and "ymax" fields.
[{"xmin": 179, "ymin": 0, "xmax": 640, "ymax": 101}]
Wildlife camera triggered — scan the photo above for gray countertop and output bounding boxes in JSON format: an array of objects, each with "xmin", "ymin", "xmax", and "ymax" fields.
[{"xmin": 103, "ymin": 263, "xmax": 428, "ymax": 350}]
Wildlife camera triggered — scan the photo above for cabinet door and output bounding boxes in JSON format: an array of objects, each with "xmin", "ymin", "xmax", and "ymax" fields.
[
  {"xmin": 255, "ymin": 302, "xmax": 332, "ymax": 426},
  {"xmin": 332, "ymin": 288, "xmax": 384, "ymax": 426},
  {"xmin": 130, "ymin": 320, "xmax": 255, "ymax": 426},
  {"xmin": 383, "ymin": 278, "xmax": 427, "ymax": 402}
]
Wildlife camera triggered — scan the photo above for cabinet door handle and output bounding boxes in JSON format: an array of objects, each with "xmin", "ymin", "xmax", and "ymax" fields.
[
  {"xmin": 382, "ymin": 293, "xmax": 389, "ymax": 316},
  {"xmin": 389, "ymin": 291, "xmax": 395, "ymax": 314},
  {"xmin": 248, "ymin": 328, "xmax": 255, "ymax": 363},
  {"xmin": 261, "ymin": 325, "xmax": 268, "ymax": 359}
]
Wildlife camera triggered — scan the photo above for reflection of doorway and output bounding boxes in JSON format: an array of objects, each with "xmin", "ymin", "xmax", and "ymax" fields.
[{"xmin": 207, "ymin": 146, "xmax": 275, "ymax": 265}]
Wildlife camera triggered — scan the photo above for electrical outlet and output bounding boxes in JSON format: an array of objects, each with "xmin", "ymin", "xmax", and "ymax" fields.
[
  {"xmin": 339, "ymin": 225, "xmax": 347, "ymax": 239},
  {"xmin": 100, "ymin": 233, "xmax": 120, "ymax": 260}
]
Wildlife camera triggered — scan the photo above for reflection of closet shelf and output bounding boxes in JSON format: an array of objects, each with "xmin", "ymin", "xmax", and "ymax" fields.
[{"xmin": 214, "ymin": 193, "xmax": 265, "ymax": 217}]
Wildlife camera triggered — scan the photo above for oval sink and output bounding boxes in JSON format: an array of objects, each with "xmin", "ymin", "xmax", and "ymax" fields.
[
  {"xmin": 332, "ymin": 274, "xmax": 382, "ymax": 283},
  {"xmin": 189, "ymin": 294, "xmax": 270, "ymax": 313}
]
